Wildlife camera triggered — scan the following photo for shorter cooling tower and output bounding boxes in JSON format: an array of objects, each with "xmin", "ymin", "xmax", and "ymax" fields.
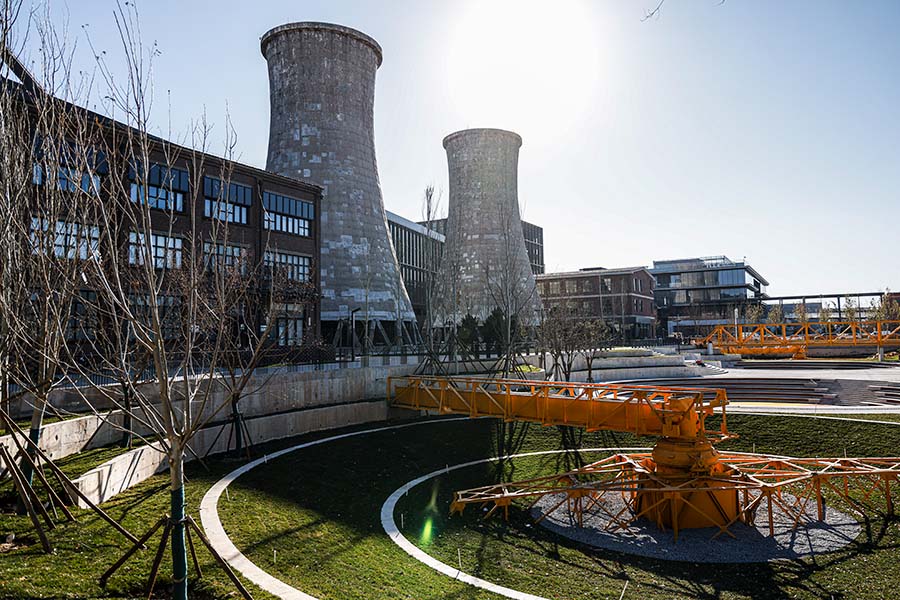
[{"xmin": 438, "ymin": 128, "xmax": 542, "ymax": 325}]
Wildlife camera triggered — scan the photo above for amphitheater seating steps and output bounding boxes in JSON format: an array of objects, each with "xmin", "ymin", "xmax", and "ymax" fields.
[
  {"xmin": 619, "ymin": 377, "xmax": 839, "ymax": 405},
  {"xmin": 735, "ymin": 360, "xmax": 899, "ymax": 370}
]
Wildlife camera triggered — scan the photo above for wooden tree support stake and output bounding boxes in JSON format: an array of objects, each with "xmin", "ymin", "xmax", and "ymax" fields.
[
  {"xmin": 99, "ymin": 514, "xmax": 253, "ymax": 600},
  {"xmin": 0, "ymin": 446, "xmax": 52, "ymax": 553},
  {"xmin": 0, "ymin": 408, "xmax": 139, "ymax": 545}
]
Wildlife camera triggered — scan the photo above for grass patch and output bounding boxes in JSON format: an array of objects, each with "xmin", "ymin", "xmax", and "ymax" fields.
[
  {"xmin": 0, "ymin": 445, "xmax": 280, "ymax": 599},
  {"xmin": 217, "ymin": 415, "xmax": 900, "ymax": 600}
]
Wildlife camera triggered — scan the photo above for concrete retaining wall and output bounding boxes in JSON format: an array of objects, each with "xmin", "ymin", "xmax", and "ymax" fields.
[
  {"xmin": 71, "ymin": 399, "xmax": 390, "ymax": 508},
  {"xmin": 569, "ymin": 365, "xmax": 707, "ymax": 382},
  {"xmin": 0, "ymin": 412, "xmax": 125, "ymax": 471},
  {"xmin": 5, "ymin": 361, "xmax": 417, "ymax": 504}
]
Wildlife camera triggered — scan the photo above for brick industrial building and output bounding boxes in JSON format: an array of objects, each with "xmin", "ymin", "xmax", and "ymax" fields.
[
  {"xmin": 3, "ymin": 68, "xmax": 323, "ymax": 350},
  {"xmin": 536, "ymin": 267, "xmax": 657, "ymax": 341}
]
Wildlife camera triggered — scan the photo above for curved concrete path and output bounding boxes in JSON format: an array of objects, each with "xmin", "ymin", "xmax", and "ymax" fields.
[
  {"xmin": 381, "ymin": 447, "xmax": 650, "ymax": 600},
  {"xmin": 199, "ymin": 419, "xmax": 466, "ymax": 599}
]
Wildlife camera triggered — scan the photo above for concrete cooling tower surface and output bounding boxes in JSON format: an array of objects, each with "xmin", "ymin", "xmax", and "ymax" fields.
[
  {"xmin": 261, "ymin": 22, "xmax": 416, "ymax": 342},
  {"xmin": 440, "ymin": 128, "xmax": 542, "ymax": 326}
]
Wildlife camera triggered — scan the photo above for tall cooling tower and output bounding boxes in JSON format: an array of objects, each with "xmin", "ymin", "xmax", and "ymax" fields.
[
  {"xmin": 440, "ymin": 128, "xmax": 542, "ymax": 325},
  {"xmin": 261, "ymin": 22, "xmax": 416, "ymax": 344}
]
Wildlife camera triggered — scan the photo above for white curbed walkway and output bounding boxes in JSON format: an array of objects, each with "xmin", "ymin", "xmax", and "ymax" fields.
[{"xmin": 199, "ymin": 419, "xmax": 467, "ymax": 599}]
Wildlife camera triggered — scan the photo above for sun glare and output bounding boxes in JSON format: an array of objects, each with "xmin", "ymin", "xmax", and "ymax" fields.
[{"xmin": 445, "ymin": 0, "xmax": 603, "ymax": 140}]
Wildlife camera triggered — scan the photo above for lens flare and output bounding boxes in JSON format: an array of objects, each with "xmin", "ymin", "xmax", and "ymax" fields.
[{"xmin": 420, "ymin": 518, "xmax": 434, "ymax": 546}]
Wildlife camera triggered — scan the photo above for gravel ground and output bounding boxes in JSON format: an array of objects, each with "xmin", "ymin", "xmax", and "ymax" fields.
[{"xmin": 532, "ymin": 491, "xmax": 860, "ymax": 563}]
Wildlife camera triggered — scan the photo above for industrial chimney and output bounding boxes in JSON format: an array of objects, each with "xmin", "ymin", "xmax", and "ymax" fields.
[
  {"xmin": 261, "ymin": 22, "xmax": 416, "ymax": 346},
  {"xmin": 439, "ymin": 128, "xmax": 542, "ymax": 326}
]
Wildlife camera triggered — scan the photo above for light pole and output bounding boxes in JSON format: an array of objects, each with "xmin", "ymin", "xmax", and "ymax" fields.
[{"xmin": 350, "ymin": 307, "xmax": 361, "ymax": 361}]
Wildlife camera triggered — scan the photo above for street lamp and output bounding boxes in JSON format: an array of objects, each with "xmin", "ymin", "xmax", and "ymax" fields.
[{"xmin": 350, "ymin": 307, "xmax": 361, "ymax": 361}]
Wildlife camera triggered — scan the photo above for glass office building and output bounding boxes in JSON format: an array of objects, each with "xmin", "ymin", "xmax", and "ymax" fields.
[{"xmin": 650, "ymin": 256, "xmax": 769, "ymax": 336}]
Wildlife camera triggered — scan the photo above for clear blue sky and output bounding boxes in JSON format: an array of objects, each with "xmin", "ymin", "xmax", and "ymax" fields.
[{"xmin": 18, "ymin": 0, "xmax": 900, "ymax": 296}]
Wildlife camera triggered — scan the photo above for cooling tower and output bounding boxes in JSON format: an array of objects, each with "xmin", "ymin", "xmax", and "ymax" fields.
[
  {"xmin": 440, "ymin": 128, "xmax": 542, "ymax": 325},
  {"xmin": 261, "ymin": 22, "xmax": 416, "ymax": 344}
]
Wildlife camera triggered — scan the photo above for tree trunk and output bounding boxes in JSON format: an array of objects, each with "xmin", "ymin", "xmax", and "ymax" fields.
[
  {"xmin": 169, "ymin": 443, "xmax": 188, "ymax": 600},
  {"xmin": 19, "ymin": 393, "xmax": 46, "ymax": 498},
  {"xmin": 121, "ymin": 384, "xmax": 133, "ymax": 449},
  {"xmin": 1, "ymin": 357, "xmax": 9, "ymax": 435},
  {"xmin": 230, "ymin": 394, "xmax": 242, "ymax": 456}
]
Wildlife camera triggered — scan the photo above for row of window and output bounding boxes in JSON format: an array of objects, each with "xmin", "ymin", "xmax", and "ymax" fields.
[
  {"xmin": 263, "ymin": 251, "xmax": 311, "ymax": 281},
  {"xmin": 264, "ymin": 212, "xmax": 310, "ymax": 236},
  {"xmin": 33, "ymin": 165, "xmax": 101, "ymax": 195},
  {"xmin": 29, "ymin": 218, "xmax": 312, "ymax": 279},
  {"xmin": 69, "ymin": 292, "xmax": 309, "ymax": 344},
  {"xmin": 655, "ymin": 269, "xmax": 752, "ymax": 290},
  {"xmin": 541, "ymin": 277, "xmax": 649, "ymax": 296},
  {"xmin": 35, "ymin": 160, "xmax": 314, "ymax": 237},
  {"xmin": 30, "ymin": 218, "xmax": 100, "ymax": 260}
]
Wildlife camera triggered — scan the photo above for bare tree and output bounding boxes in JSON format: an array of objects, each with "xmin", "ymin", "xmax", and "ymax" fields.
[
  {"xmin": 0, "ymin": 3, "xmax": 100, "ymax": 492},
  {"xmin": 843, "ymin": 295, "xmax": 858, "ymax": 322},
  {"xmin": 872, "ymin": 290, "xmax": 900, "ymax": 322},
  {"xmin": 767, "ymin": 303, "xmax": 785, "ymax": 324},
  {"xmin": 819, "ymin": 302, "xmax": 833, "ymax": 323},
  {"xmin": 745, "ymin": 302, "xmax": 764, "ymax": 324},
  {"xmin": 483, "ymin": 201, "xmax": 539, "ymax": 376}
]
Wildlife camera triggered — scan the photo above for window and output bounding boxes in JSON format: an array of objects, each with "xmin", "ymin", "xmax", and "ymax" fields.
[
  {"xmin": 130, "ymin": 163, "xmax": 188, "ymax": 212},
  {"xmin": 33, "ymin": 165, "xmax": 100, "ymax": 194},
  {"xmin": 128, "ymin": 293, "xmax": 181, "ymax": 339},
  {"xmin": 264, "ymin": 251, "xmax": 311, "ymax": 281},
  {"xmin": 203, "ymin": 242, "xmax": 248, "ymax": 274},
  {"xmin": 203, "ymin": 176, "xmax": 252, "ymax": 225},
  {"xmin": 549, "ymin": 281, "xmax": 561, "ymax": 295},
  {"xmin": 129, "ymin": 232, "xmax": 182, "ymax": 269},
  {"xmin": 275, "ymin": 316, "xmax": 304, "ymax": 346},
  {"xmin": 67, "ymin": 290, "xmax": 99, "ymax": 341},
  {"xmin": 30, "ymin": 218, "xmax": 100, "ymax": 260},
  {"xmin": 263, "ymin": 191, "xmax": 313, "ymax": 236}
]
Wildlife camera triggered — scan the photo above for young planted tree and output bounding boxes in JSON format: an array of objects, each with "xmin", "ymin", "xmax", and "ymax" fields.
[
  {"xmin": 745, "ymin": 302, "xmax": 764, "ymax": 325},
  {"xmin": 843, "ymin": 296, "xmax": 859, "ymax": 322},
  {"xmin": 766, "ymin": 303, "xmax": 785, "ymax": 324},
  {"xmin": 483, "ymin": 201, "xmax": 539, "ymax": 376},
  {"xmin": 819, "ymin": 302, "xmax": 833, "ymax": 323},
  {"xmin": 45, "ymin": 6, "xmax": 267, "ymax": 596},
  {"xmin": 795, "ymin": 301, "xmax": 809, "ymax": 324},
  {"xmin": 0, "ymin": 6, "xmax": 100, "ymax": 490},
  {"xmin": 872, "ymin": 291, "xmax": 900, "ymax": 322},
  {"xmin": 579, "ymin": 318, "xmax": 613, "ymax": 383},
  {"xmin": 536, "ymin": 299, "xmax": 583, "ymax": 382}
]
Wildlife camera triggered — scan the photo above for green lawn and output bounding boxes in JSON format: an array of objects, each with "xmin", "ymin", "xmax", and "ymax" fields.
[
  {"xmin": 216, "ymin": 415, "xmax": 900, "ymax": 600},
  {"xmin": 1, "ymin": 414, "xmax": 898, "ymax": 599}
]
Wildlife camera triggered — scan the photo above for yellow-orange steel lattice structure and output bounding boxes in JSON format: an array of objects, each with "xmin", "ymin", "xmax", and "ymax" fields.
[
  {"xmin": 388, "ymin": 376, "xmax": 900, "ymax": 540},
  {"xmin": 697, "ymin": 320, "xmax": 900, "ymax": 358}
]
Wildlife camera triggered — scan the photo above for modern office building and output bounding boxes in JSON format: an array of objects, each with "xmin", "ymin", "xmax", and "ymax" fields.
[
  {"xmin": 650, "ymin": 256, "xmax": 769, "ymax": 336},
  {"xmin": 522, "ymin": 221, "xmax": 545, "ymax": 275},
  {"xmin": 536, "ymin": 266, "xmax": 657, "ymax": 341},
  {"xmin": 425, "ymin": 217, "xmax": 545, "ymax": 276},
  {"xmin": 386, "ymin": 211, "xmax": 445, "ymax": 327}
]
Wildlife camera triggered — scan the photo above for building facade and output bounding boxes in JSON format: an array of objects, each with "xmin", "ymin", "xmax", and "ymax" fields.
[
  {"xmin": 386, "ymin": 211, "xmax": 444, "ymax": 327},
  {"xmin": 425, "ymin": 217, "xmax": 545, "ymax": 276},
  {"xmin": 536, "ymin": 267, "xmax": 657, "ymax": 341},
  {"xmin": 8, "ymin": 76, "xmax": 323, "ymax": 352},
  {"xmin": 650, "ymin": 256, "xmax": 769, "ymax": 336}
]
